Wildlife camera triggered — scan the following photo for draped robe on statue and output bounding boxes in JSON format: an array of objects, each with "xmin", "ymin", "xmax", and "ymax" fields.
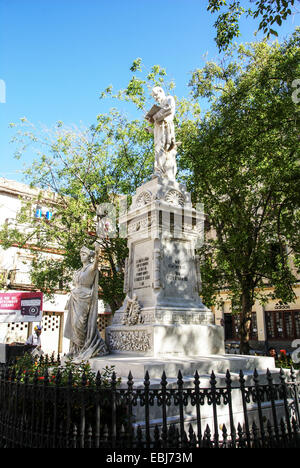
[{"xmin": 64, "ymin": 263, "xmax": 108, "ymax": 360}]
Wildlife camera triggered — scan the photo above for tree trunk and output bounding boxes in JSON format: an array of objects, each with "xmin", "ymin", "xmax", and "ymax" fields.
[{"xmin": 239, "ymin": 289, "xmax": 254, "ymax": 355}]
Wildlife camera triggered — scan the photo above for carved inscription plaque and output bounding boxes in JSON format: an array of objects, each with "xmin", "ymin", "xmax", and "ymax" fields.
[
  {"xmin": 133, "ymin": 256, "xmax": 151, "ymax": 289},
  {"xmin": 166, "ymin": 259, "xmax": 188, "ymax": 283},
  {"xmin": 162, "ymin": 241, "xmax": 194, "ymax": 297},
  {"xmin": 132, "ymin": 240, "xmax": 153, "ymax": 291}
]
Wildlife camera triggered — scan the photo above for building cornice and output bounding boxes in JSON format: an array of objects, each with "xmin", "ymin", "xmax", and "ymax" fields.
[{"xmin": 0, "ymin": 178, "xmax": 60, "ymax": 205}]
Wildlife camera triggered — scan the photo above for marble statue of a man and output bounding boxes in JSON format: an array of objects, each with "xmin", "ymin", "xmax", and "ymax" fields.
[{"xmin": 146, "ymin": 86, "xmax": 177, "ymax": 180}]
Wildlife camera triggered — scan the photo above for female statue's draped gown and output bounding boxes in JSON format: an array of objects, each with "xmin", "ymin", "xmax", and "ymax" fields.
[{"xmin": 64, "ymin": 262, "xmax": 108, "ymax": 360}]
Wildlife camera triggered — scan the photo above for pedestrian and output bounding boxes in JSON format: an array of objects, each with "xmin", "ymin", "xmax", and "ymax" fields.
[
  {"xmin": 268, "ymin": 346, "xmax": 278, "ymax": 360},
  {"xmin": 25, "ymin": 325, "xmax": 43, "ymax": 356}
]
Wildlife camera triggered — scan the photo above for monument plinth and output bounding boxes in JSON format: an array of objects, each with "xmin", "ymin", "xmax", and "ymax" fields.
[
  {"xmin": 106, "ymin": 177, "xmax": 224, "ymax": 356},
  {"xmin": 106, "ymin": 88, "xmax": 224, "ymax": 357}
]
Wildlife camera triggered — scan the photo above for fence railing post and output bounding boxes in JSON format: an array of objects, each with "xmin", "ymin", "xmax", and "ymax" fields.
[
  {"xmin": 12, "ymin": 369, "xmax": 21, "ymax": 447},
  {"xmin": 210, "ymin": 370, "xmax": 219, "ymax": 447},
  {"xmin": 266, "ymin": 368, "xmax": 280, "ymax": 446},
  {"xmin": 290, "ymin": 367, "xmax": 300, "ymax": 426},
  {"xmin": 53, "ymin": 368, "xmax": 61, "ymax": 448},
  {"xmin": 279, "ymin": 368, "xmax": 292, "ymax": 440},
  {"xmin": 225, "ymin": 369, "xmax": 236, "ymax": 448},
  {"xmin": 20, "ymin": 370, "xmax": 29, "ymax": 448},
  {"xmin": 144, "ymin": 370, "xmax": 151, "ymax": 449},
  {"xmin": 193, "ymin": 370, "xmax": 202, "ymax": 447},
  {"xmin": 126, "ymin": 371, "xmax": 134, "ymax": 448},
  {"xmin": 95, "ymin": 371, "xmax": 101, "ymax": 449},
  {"xmin": 160, "ymin": 371, "xmax": 168, "ymax": 449},
  {"xmin": 239, "ymin": 370, "xmax": 251, "ymax": 448},
  {"xmin": 79, "ymin": 371, "xmax": 87, "ymax": 449},
  {"xmin": 177, "ymin": 370, "xmax": 185, "ymax": 444},
  {"xmin": 253, "ymin": 369, "xmax": 266, "ymax": 447},
  {"xmin": 65, "ymin": 369, "xmax": 73, "ymax": 448},
  {"xmin": 29, "ymin": 370, "xmax": 38, "ymax": 448},
  {"xmin": 111, "ymin": 371, "xmax": 117, "ymax": 448}
]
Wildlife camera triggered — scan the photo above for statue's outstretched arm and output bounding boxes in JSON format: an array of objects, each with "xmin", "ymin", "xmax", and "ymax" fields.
[{"xmin": 91, "ymin": 243, "xmax": 101, "ymax": 271}]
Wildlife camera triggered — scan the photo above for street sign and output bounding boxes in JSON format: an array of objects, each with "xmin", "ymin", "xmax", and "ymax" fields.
[{"xmin": 0, "ymin": 292, "xmax": 43, "ymax": 323}]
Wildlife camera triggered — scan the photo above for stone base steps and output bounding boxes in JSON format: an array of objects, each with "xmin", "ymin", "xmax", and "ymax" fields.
[{"xmin": 90, "ymin": 352, "xmax": 277, "ymax": 382}]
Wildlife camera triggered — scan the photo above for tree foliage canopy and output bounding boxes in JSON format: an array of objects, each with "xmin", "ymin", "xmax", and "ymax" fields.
[
  {"xmin": 207, "ymin": 0, "xmax": 297, "ymax": 51},
  {"xmin": 179, "ymin": 29, "xmax": 300, "ymax": 352}
]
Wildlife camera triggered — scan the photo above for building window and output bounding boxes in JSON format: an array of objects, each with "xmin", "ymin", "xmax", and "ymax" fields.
[
  {"xmin": 265, "ymin": 310, "xmax": 300, "ymax": 340},
  {"xmin": 34, "ymin": 205, "xmax": 53, "ymax": 220},
  {"xmin": 35, "ymin": 206, "xmax": 42, "ymax": 218},
  {"xmin": 295, "ymin": 311, "xmax": 300, "ymax": 336},
  {"xmin": 224, "ymin": 313, "xmax": 234, "ymax": 340},
  {"xmin": 224, "ymin": 312, "xmax": 258, "ymax": 341}
]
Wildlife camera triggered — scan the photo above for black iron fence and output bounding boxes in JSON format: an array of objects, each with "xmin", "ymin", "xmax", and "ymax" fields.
[{"xmin": 0, "ymin": 364, "xmax": 299, "ymax": 449}]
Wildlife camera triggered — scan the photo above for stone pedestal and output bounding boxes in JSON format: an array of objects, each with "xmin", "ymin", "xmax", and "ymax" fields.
[
  {"xmin": 106, "ymin": 176, "xmax": 224, "ymax": 357},
  {"xmin": 90, "ymin": 353, "xmax": 277, "ymax": 380}
]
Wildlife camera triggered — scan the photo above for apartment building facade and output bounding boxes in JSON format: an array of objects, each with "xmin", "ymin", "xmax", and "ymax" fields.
[
  {"xmin": 0, "ymin": 178, "xmax": 111, "ymax": 356},
  {"xmin": 213, "ymin": 284, "xmax": 300, "ymax": 353}
]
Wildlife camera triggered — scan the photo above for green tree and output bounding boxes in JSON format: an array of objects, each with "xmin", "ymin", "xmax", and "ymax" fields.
[
  {"xmin": 207, "ymin": 0, "xmax": 297, "ymax": 51},
  {"xmin": 179, "ymin": 30, "xmax": 300, "ymax": 353}
]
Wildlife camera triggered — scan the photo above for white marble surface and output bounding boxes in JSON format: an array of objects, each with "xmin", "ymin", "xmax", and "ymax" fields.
[
  {"xmin": 90, "ymin": 352, "xmax": 276, "ymax": 380},
  {"xmin": 107, "ymin": 176, "xmax": 224, "ymax": 357}
]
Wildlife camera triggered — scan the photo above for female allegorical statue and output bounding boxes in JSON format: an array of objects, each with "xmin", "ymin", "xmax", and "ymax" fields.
[{"xmin": 64, "ymin": 243, "xmax": 108, "ymax": 361}]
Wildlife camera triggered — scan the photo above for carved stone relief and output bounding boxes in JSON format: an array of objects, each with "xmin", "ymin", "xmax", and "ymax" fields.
[
  {"xmin": 122, "ymin": 294, "xmax": 143, "ymax": 326},
  {"xmin": 135, "ymin": 191, "xmax": 152, "ymax": 208},
  {"xmin": 165, "ymin": 189, "xmax": 185, "ymax": 207},
  {"xmin": 128, "ymin": 214, "xmax": 153, "ymax": 234},
  {"xmin": 107, "ymin": 329, "xmax": 152, "ymax": 352}
]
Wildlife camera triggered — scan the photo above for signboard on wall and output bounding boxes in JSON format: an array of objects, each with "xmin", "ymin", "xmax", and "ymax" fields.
[{"xmin": 0, "ymin": 292, "xmax": 43, "ymax": 323}]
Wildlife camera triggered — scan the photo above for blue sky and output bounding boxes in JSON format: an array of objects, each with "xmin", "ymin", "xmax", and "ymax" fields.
[{"xmin": 0, "ymin": 0, "xmax": 298, "ymax": 181}]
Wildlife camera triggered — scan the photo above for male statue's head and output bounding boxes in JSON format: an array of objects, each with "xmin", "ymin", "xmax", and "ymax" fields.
[{"xmin": 152, "ymin": 86, "xmax": 165, "ymax": 104}]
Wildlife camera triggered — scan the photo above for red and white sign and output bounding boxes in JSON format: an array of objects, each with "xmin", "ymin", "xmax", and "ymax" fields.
[{"xmin": 0, "ymin": 292, "xmax": 43, "ymax": 323}]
